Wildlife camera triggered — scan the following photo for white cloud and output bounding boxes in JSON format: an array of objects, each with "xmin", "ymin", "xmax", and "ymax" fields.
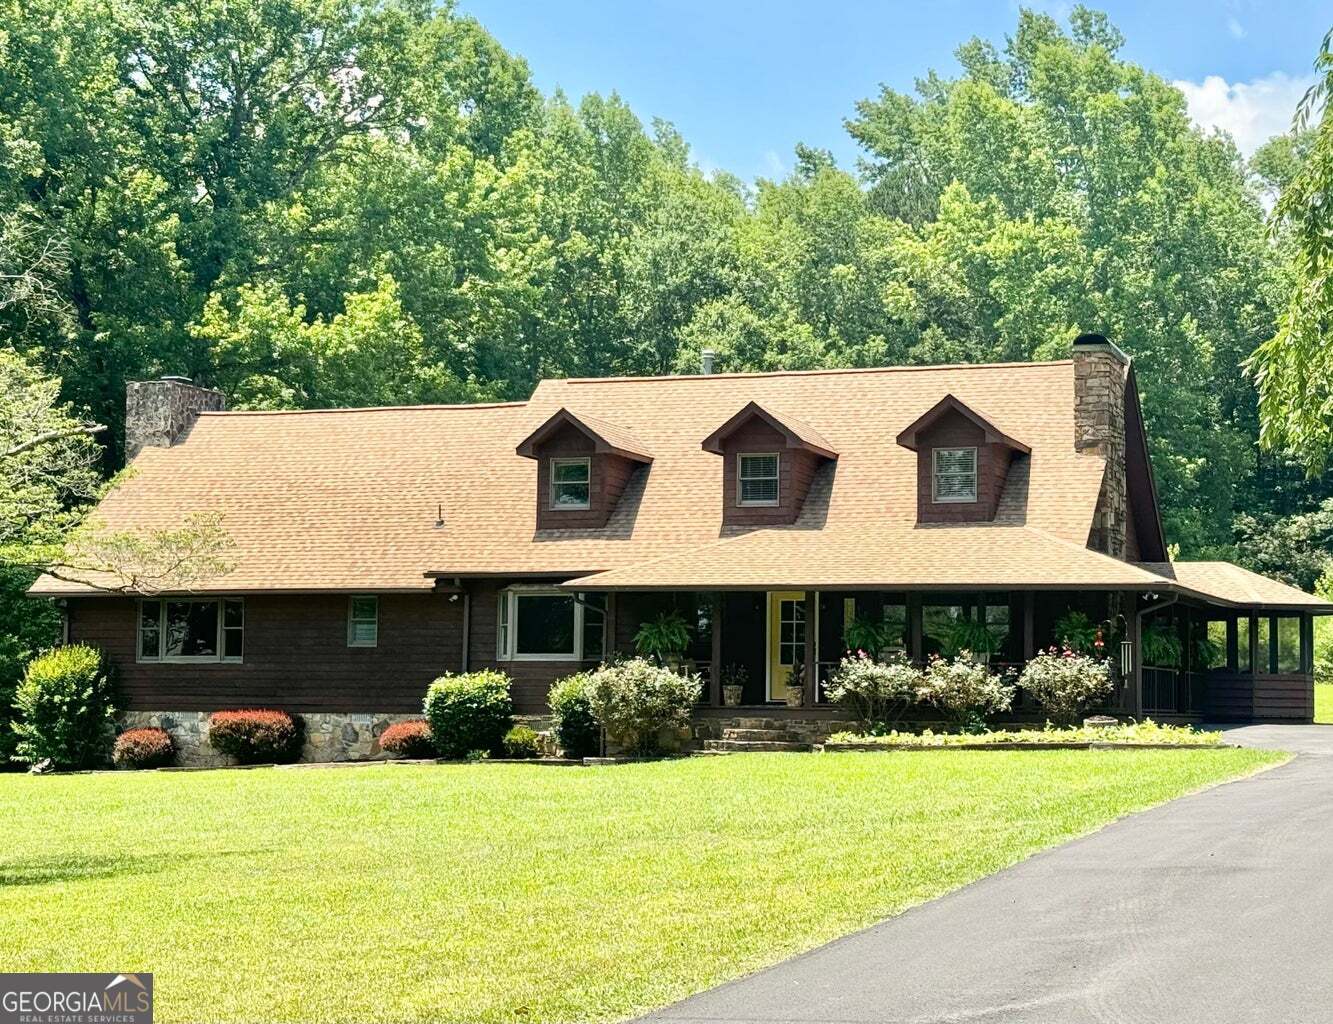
[
  {"xmin": 761, "ymin": 149, "xmax": 786, "ymax": 179},
  {"xmin": 1174, "ymin": 71, "xmax": 1313, "ymax": 156},
  {"xmin": 1226, "ymin": 15, "xmax": 1246, "ymax": 40}
]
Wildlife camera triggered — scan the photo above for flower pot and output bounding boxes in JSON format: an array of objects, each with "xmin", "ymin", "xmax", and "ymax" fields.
[
  {"xmin": 723, "ymin": 685, "xmax": 743, "ymax": 707},
  {"xmin": 784, "ymin": 685, "xmax": 804, "ymax": 708}
]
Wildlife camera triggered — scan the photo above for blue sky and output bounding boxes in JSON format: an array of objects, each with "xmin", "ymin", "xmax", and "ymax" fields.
[{"xmin": 457, "ymin": 0, "xmax": 1329, "ymax": 180}]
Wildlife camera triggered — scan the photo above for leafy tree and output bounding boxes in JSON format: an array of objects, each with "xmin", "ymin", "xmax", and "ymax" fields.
[{"xmin": 1250, "ymin": 28, "xmax": 1333, "ymax": 472}]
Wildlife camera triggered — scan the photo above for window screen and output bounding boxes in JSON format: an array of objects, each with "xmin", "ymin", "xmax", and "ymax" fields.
[
  {"xmin": 738, "ymin": 453, "xmax": 779, "ymax": 505},
  {"xmin": 933, "ymin": 447, "xmax": 978, "ymax": 503}
]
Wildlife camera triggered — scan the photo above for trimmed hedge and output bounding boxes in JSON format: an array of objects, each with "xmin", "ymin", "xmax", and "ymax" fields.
[
  {"xmin": 547, "ymin": 672, "xmax": 601, "ymax": 759},
  {"xmin": 423, "ymin": 670, "xmax": 513, "ymax": 759},
  {"xmin": 501, "ymin": 725, "xmax": 541, "ymax": 759},
  {"xmin": 113, "ymin": 727, "xmax": 176, "ymax": 769},
  {"xmin": 12, "ymin": 644, "xmax": 118, "ymax": 770},
  {"xmin": 207, "ymin": 709, "xmax": 303, "ymax": 764},
  {"xmin": 379, "ymin": 719, "xmax": 436, "ymax": 759}
]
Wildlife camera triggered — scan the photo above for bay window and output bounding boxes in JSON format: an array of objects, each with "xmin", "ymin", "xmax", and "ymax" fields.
[
  {"xmin": 138, "ymin": 598, "xmax": 244, "ymax": 663},
  {"xmin": 497, "ymin": 588, "xmax": 606, "ymax": 661}
]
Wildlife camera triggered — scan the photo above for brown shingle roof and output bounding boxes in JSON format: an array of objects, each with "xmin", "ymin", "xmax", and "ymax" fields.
[
  {"xmin": 1139, "ymin": 562, "xmax": 1332, "ymax": 611},
  {"xmin": 29, "ymin": 360, "xmax": 1125, "ymax": 595},
  {"xmin": 515, "ymin": 408, "xmax": 653, "ymax": 462}
]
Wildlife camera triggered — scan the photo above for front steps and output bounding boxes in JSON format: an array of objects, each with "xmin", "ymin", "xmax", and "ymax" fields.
[{"xmin": 702, "ymin": 717, "xmax": 813, "ymax": 753}]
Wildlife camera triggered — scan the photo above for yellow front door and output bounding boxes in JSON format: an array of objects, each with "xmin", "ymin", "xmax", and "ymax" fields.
[{"xmin": 768, "ymin": 591, "xmax": 807, "ymax": 701}]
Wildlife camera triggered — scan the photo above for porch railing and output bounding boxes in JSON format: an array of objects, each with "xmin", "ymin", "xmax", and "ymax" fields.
[{"xmin": 1143, "ymin": 667, "xmax": 1205, "ymax": 715}]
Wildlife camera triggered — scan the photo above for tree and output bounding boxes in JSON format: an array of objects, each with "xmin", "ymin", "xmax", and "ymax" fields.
[{"xmin": 1250, "ymin": 28, "xmax": 1333, "ymax": 472}]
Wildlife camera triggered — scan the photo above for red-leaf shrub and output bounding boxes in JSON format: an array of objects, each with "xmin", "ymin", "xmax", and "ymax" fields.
[
  {"xmin": 113, "ymin": 727, "xmax": 175, "ymax": 770},
  {"xmin": 207, "ymin": 709, "xmax": 303, "ymax": 764},
  {"xmin": 379, "ymin": 719, "xmax": 435, "ymax": 758}
]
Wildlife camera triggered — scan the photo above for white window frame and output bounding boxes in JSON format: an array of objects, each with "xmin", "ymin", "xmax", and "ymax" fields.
[
  {"xmin": 549, "ymin": 457, "xmax": 591, "ymax": 510},
  {"xmin": 496, "ymin": 587, "xmax": 604, "ymax": 662},
  {"xmin": 932, "ymin": 446, "xmax": 978, "ymax": 504},
  {"xmin": 137, "ymin": 597, "xmax": 244, "ymax": 664},
  {"xmin": 347, "ymin": 595, "xmax": 379, "ymax": 648},
  {"xmin": 737, "ymin": 452, "xmax": 780, "ymax": 507}
]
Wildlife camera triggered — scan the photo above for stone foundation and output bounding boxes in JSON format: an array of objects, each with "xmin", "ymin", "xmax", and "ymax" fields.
[{"xmin": 120, "ymin": 711, "xmax": 559, "ymax": 767}]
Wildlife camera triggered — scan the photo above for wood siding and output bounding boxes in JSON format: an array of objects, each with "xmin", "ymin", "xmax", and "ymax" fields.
[
  {"xmin": 67, "ymin": 593, "xmax": 463, "ymax": 714},
  {"xmin": 532, "ymin": 423, "xmax": 639, "ymax": 530},
  {"xmin": 1204, "ymin": 671, "xmax": 1314, "ymax": 722},
  {"xmin": 914, "ymin": 411, "xmax": 1012, "ymax": 523},
  {"xmin": 718, "ymin": 419, "xmax": 821, "ymax": 527}
]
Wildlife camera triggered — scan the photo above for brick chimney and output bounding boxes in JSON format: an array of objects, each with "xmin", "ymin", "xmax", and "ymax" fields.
[
  {"xmin": 1072, "ymin": 334, "xmax": 1129, "ymax": 559},
  {"xmin": 125, "ymin": 376, "xmax": 225, "ymax": 461}
]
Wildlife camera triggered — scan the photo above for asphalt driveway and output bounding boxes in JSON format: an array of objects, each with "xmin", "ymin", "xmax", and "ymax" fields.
[{"xmin": 639, "ymin": 725, "xmax": 1333, "ymax": 1024}]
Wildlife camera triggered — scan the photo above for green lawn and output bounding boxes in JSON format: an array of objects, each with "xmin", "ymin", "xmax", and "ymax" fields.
[
  {"xmin": 1317, "ymin": 683, "xmax": 1333, "ymax": 723},
  {"xmin": 0, "ymin": 750, "xmax": 1282, "ymax": 1024}
]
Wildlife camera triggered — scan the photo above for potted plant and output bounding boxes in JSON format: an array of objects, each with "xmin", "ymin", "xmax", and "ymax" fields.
[
  {"xmin": 1141, "ymin": 621, "xmax": 1183, "ymax": 668},
  {"xmin": 937, "ymin": 619, "xmax": 1001, "ymax": 664},
  {"xmin": 784, "ymin": 660, "xmax": 805, "ymax": 708},
  {"xmin": 634, "ymin": 610, "xmax": 690, "ymax": 670},
  {"xmin": 1054, "ymin": 610, "xmax": 1101, "ymax": 654},
  {"xmin": 843, "ymin": 615, "xmax": 894, "ymax": 661},
  {"xmin": 721, "ymin": 664, "xmax": 747, "ymax": 707}
]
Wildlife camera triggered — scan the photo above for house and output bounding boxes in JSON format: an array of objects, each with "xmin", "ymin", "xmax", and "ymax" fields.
[{"xmin": 29, "ymin": 335, "xmax": 1330, "ymax": 761}]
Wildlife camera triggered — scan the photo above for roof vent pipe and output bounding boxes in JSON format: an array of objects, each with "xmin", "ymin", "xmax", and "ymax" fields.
[{"xmin": 700, "ymin": 349, "xmax": 717, "ymax": 375}]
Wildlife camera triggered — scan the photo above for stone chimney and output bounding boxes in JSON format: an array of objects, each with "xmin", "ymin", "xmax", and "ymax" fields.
[
  {"xmin": 1072, "ymin": 334, "xmax": 1129, "ymax": 559},
  {"xmin": 125, "ymin": 376, "xmax": 226, "ymax": 461}
]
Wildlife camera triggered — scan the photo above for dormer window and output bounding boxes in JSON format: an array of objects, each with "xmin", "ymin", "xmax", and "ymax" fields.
[
  {"xmin": 550, "ymin": 457, "xmax": 591, "ymax": 509},
  {"xmin": 738, "ymin": 453, "xmax": 780, "ymax": 506},
  {"xmin": 933, "ymin": 447, "xmax": 977, "ymax": 503}
]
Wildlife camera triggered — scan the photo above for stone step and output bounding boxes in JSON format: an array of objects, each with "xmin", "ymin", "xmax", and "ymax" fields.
[
  {"xmin": 721, "ymin": 728, "xmax": 801, "ymax": 742},
  {"xmin": 732, "ymin": 717, "xmax": 791, "ymax": 730},
  {"xmin": 703, "ymin": 739, "xmax": 812, "ymax": 753}
]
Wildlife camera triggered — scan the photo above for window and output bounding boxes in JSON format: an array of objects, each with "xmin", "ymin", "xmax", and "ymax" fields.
[
  {"xmin": 738, "ymin": 453, "xmax": 779, "ymax": 506},
  {"xmin": 777, "ymin": 598, "xmax": 806, "ymax": 668},
  {"xmin": 933, "ymin": 447, "xmax": 978, "ymax": 503},
  {"xmin": 497, "ymin": 588, "xmax": 606, "ymax": 661},
  {"xmin": 348, "ymin": 596, "xmax": 378, "ymax": 647},
  {"xmin": 1276, "ymin": 616, "xmax": 1303, "ymax": 674},
  {"xmin": 550, "ymin": 458, "xmax": 591, "ymax": 509},
  {"xmin": 138, "ymin": 598, "xmax": 243, "ymax": 663}
]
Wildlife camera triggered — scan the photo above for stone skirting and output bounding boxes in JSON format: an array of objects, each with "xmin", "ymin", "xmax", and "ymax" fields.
[{"xmin": 120, "ymin": 711, "xmax": 558, "ymax": 766}]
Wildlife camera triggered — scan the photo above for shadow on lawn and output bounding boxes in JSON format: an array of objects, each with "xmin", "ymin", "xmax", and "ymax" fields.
[{"xmin": 0, "ymin": 848, "xmax": 257, "ymax": 888}]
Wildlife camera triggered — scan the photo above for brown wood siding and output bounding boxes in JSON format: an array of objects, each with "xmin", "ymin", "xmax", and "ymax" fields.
[
  {"xmin": 915, "ymin": 412, "xmax": 1010, "ymax": 523},
  {"xmin": 1204, "ymin": 671, "xmax": 1313, "ymax": 722},
  {"xmin": 532, "ymin": 424, "xmax": 638, "ymax": 530},
  {"xmin": 466, "ymin": 579, "xmax": 606, "ymax": 714},
  {"xmin": 719, "ymin": 419, "xmax": 820, "ymax": 527},
  {"xmin": 67, "ymin": 593, "xmax": 462, "ymax": 714}
]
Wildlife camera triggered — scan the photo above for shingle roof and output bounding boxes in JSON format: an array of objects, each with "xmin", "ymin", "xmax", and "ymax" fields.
[
  {"xmin": 700, "ymin": 401, "xmax": 838, "ymax": 458},
  {"xmin": 29, "ymin": 359, "xmax": 1126, "ymax": 595},
  {"xmin": 516, "ymin": 408, "xmax": 653, "ymax": 462},
  {"xmin": 1139, "ymin": 562, "xmax": 1332, "ymax": 611}
]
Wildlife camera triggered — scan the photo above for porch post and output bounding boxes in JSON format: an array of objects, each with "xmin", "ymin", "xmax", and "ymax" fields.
[
  {"xmin": 908, "ymin": 593, "xmax": 923, "ymax": 661},
  {"xmin": 709, "ymin": 593, "xmax": 723, "ymax": 707},
  {"xmin": 1130, "ymin": 598, "xmax": 1144, "ymax": 719},
  {"xmin": 1022, "ymin": 592, "xmax": 1035, "ymax": 661},
  {"xmin": 803, "ymin": 591, "xmax": 818, "ymax": 706}
]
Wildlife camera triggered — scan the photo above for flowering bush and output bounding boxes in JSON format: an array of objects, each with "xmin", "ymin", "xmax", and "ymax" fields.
[
  {"xmin": 424, "ymin": 670, "xmax": 514, "ymax": 759},
  {"xmin": 826, "ymin": 720, "xmax": 1222, "ymax": 747},
  {"xmin": 824, "ymin": 653, "xmax": 922, "ymax": 728},
  {"xmin": 379, "ymin": 719, "xmax": 435, "ymax": 759},
  {"xmin": 207, "ymin": 709, "xmax": 303, "ymax": 764},
  {"xmin": 1019, "ymin": 648, "xmax": 1114, "ymax": 725},
  {"xmin": 113, "ymin": 727, "xmax": 175, "ymax": 769},
  {"xmin": 584, "ymin": 657, "xmax": 702, "ymax": 755},
  {"xmin": 12, "ymin": 645, "xmax": 118, "ymax": 770},
  {"xmin": 920, "ymin": 654, "xmax": 1014, "ymax": 731},
  {"xmin": 547, "ymin": 672, "xmax": 601, "ymax": 759}
]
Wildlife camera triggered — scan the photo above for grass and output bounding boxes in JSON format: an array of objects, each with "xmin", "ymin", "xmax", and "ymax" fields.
[
  {"xmin": 1317, "ymin": 682, "xmax": 1333, "ymax": 724},
  {"xmin": 0, "ymin": 750, "xmax": 1283, "ymax": 1024}
]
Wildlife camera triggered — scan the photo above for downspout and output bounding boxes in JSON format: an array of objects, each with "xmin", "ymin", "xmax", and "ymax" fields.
[{"xmin": 1133, "ymin": 593, "xmax": 1178, "ymax": 719}]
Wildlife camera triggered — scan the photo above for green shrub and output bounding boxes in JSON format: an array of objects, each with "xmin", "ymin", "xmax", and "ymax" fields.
[
  {"xmin": 920, "ymin": 654, "xmax": 1014, "ymax": 732},
  {"xmin": 11, "ymin": 644, "xmax": 118, "ymax": 770},
  {"xmin": 207, "ymin": 709, "xmax": 304, "ymax": 764},
  {"xmin": 423, "ymin": 670, "xmax": 514, "ymax": 759},
  {"xmin": 1018, "ymin": 648, "xmax": 1114, "ymax": 725},
  {"xmin": 548, "ymin": 672, "xmax": 601, "ymax": 758},
  {"xmin": 824, "ymin": 653, "xmax": 922, "ymax": 729},
  {"xmin": 501, "ymin": 724, "xmax": 541, "ymax": 758},
  {"xmin": 584, "ymin": 658, "xmax": 701, "ymax": 756},
  {"xmin": 113, "ymin": 727, "xmax": 176, "ymax": 769}
]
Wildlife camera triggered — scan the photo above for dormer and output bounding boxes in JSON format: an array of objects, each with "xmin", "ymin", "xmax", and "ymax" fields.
[
  {"xmin": 702, "ymin": 401, "xmax": 837, "ymax": 527},
  {"xmin": 517, "ymin": 409, "xmax": 652, "ymax": 529},
  {"xmin": 896, "ymin": 395, "xmax": 1029, "ymax": 524}
]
